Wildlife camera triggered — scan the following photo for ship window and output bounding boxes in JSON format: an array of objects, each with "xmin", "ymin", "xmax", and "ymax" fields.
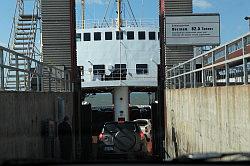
[
  {"xmin": 136, "ymin": 64, "xmax": 148, "ymax": 74},
  {"xmin": 94, "ymin": 32, "xmax": 101, "ymax": 41},
  {"xmin": 93, "ymin": 65, "xmax": 105, "ymax": 74},
  {"xmin": 127, "ymin": 31, "xmax": 134, "ymax": 40},
  {"xmin": 93, "ymin": 65, "xmax": 105, "ymax": 81},
  {"xmin": 115, "ymin": 64, "xmax": 126, "ymax": 69},
  {"xmin": 76, "ymin": 33, "xmax": 81, "ymax": 42},
  {"xmin": 114, "ymin": 64, "xmax": 127, "ymax": 80},
  {"xmin": 116, "ymin": 31, "xmax": 123, "ymax": 40},
  {"xmin": 149, "ymin": 32, "xmax": 156, "ymax": 40},
  {"xmin": 138, "ymin": 31, "xmax": 145, "ymax": 40},
  {"xmin": 84, "ymin": 33, "xmax": 91, "ymax": 41},
  {"xmin": 158, "ymin": 32, "xmax": 160, "ymax": 40},
  {"xmin": 105, "ymin": 32, "xmax": 112, "ymax": 40}
]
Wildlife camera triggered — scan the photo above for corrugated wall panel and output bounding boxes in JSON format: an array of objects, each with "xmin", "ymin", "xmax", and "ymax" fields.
[
  {"xmin": 41, "ymin": 0, "xmax": 73, "ymax": 68},
  {"xmin": 165, "ymin": 0, "xmax": 192, "ymax": 14},
  {"xmin": 41, "ymin": 0, "xmax": 76, "ymax": 91}
]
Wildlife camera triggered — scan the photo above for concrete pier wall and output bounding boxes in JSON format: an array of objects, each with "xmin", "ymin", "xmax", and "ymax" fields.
[
  {"xmin": 0, "ymin": 92, "xmax": 74, "ymax": 161},
  {"xmin": 165, "ymin": 85, "xmax": 250, "ymax": 158}
]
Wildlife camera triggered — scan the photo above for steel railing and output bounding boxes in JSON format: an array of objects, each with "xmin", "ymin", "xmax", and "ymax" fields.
[
  {"xmin": 0, "ymin": 45, "xmax": 71, "ymax": 92},
  {"xmin": 76, "ymin": 18, "xmax": 159, "ymax": 29},
  {"xmin": 166, "ymin": 33, "xmax": 250, "ymax": 89},
  {"xmin": 80, "ymin": 68, "xmax": 157, "ymax": 82},
  {"xmin": 5, "ymin": 0, "xmax": 42, "ymax": 91}
]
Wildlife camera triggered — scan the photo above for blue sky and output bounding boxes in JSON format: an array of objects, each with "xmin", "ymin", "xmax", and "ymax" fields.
[
  {"xmin": 0, "ymin": 0, "xmax": 249, "ymax": 46},
  {"xmin": 193, "ymin": 0, "xmax": 250, "ymax": 44}
]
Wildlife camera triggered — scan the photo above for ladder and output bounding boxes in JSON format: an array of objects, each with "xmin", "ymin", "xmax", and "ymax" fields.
[{"xmin": 6, "ymin": 0, "xmax": 40, "ymax": 91}]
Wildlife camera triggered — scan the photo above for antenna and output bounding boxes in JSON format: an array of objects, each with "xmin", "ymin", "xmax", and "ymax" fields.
[{"xmin": 117, "ymin": 0, "xmax": 122, "ymax": 31}]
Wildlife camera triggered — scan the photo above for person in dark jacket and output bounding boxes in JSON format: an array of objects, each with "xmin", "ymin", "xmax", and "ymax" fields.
[{"xmin": 58, "ymin": 116, "xmax": 72, "ymax": 160}]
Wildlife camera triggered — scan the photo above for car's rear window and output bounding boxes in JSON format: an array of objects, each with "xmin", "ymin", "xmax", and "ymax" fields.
[
  {"xmin": 135, "ymin": 120, "xmax": 148, "ymax": 126},
  {"xmin": 104, "ymin": 122, "xmax": 138, "ymax": 133}
]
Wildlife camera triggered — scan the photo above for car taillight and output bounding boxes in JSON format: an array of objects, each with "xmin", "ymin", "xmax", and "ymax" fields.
[
  {"xmin": 139, "ymin": 131, "xmax": 144, "ymax": 140},
  {"xmin": 99, "ymin": 133, "xmax": 104, "ymax": 141}
]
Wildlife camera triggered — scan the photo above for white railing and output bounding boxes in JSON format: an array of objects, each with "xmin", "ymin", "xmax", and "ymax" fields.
[
  {"xmin": 81, "ymin": 68, "xmax": 157, "ymax": 83},
  {"xmin": 76, "ymin": 18, "xmax": 159, "ymax": 29},
  {"xmin": 166, "ymin": 33, "xmax": 250, "ymax": 89}
]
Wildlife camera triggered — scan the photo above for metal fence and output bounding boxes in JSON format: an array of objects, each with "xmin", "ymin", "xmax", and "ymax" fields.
[
  {"xmin": 81, "ymin": 68, "xmax": 157, "ymax": 83},
  {"xmin": 166, "ymin": 33, "xmax": 250, "ymax": 89},
  {"xmin": 76, "ymin": 19, "xmax": 159, "ymax": 29},
  {"xmin": 0, "ymin": 45, "xmax": 71, "ymax": 92}
]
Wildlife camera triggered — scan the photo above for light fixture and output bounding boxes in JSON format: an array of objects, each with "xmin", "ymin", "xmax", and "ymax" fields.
[{"xmin": 88, "ymin": 60, "xmax": 93, "ymax": 65}]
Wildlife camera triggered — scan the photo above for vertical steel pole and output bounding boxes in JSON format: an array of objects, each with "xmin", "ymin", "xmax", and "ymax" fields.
[
  {"xmin": 168, "ymin": 70, "xmax": 171, "ymax": 88},
  {"xmin": 249, "ymin": 19, "xmax": 250, "ymax": 32},
  {"xmin": 242, "ymin": 37, "xmax": 248, "ymax": 85},
  {"xmin": 49, "ymin": 68, "xmax": 51, "ymax": 92},
  {"xmin": 36, "ymin": 74, "xmax": 39, "ymax": 92},
  {"xmin": 190, "ymin": 62, "xmax": 193, "ymax": 88},
  {"xmin": 81, "ymin": 0, "xmax": 85, "ymax": 30},
  {"xmin": 212, "ymin": 52, "xmax": 216, "ymax": 86},
  {"xmin": 173, "ymin": 69, "xmax": 176, "ymax": 89},
  {"xmin": 178, "ymin": 68, "xmax": 181, "ymax": 89},
  {"xmin": 27, "ymin": 59, "xmax": 31, "ymax": 91},
  {"xmin": 249, "ymin": 20, "xmax": 250, "ymax": 32},
  {"xmin": 64, "ymin": 71, "xmax": 67, "ymax": 91},
  {"xmin": 246, "ymin": 17, "xmax": 250, "ymax": 31},
  {"xmin": 60, "ymin": 71, "xmax": 62, "ymax": 92},
  {"xmin": 117, "ymin": 0, "xmax": 122, "ymax": 31},
  {"xmin": 15, "ymin": 54, "xmax": 19, "ymax": 91},
  {"xmin": 201, "ymin": 56, "xmax": 205, "ymax": 87},
  {"xmin": 55, "ymin": 69, "xmax": 57, "ymax": 92},
  {"xmin": 212, "ymin": 67, "xmax": 216, "ymax": 86},
  {"xmin": 225, "ymin": 46, "xmax": 229, "ymax": 86},
  {"xmin": 41, "ymin": 66, "xmax": 44, "ymax": 92},
  {"xmin": 0, "ymin": 49, "xmax": 4, "ymax": 90},
  {"xmin": 183, "ymin": 65, "xmax": 186, "ymax": 88},
  {"xmin": 68, "ymin": 71, "xmax": 71, "ymax": 91},
  {"xmin": 225, "ymin": 63, "xmax": 229, "ymax": 86},
  {"xmin": 193, "ymin": 60, "xmax": 197, "ymax": 88}
]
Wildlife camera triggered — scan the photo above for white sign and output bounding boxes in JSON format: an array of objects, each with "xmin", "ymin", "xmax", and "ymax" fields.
[{"xmin": 165, "ymin": 14, "xmax": 220, "ymax": 46}]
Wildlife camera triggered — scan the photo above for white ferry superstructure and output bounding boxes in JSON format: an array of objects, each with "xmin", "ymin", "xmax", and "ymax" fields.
[{"xmin": 76, "ymin": 1, "xmax": 159, "ymax": 121}]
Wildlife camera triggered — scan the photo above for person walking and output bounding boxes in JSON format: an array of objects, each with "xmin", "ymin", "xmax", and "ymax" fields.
[{"xmin": 58, "ymin": 116, "xmax": 72, "ymax": 160}]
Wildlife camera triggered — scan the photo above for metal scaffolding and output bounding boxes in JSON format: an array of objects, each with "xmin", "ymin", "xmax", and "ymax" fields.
[
  {"xmin": 0, "ymin": 45, "xmax": 71, "ymax": 92},
  {"xmin": 6, "ymin": 0, "xmax": 41, "ymax": 91}
]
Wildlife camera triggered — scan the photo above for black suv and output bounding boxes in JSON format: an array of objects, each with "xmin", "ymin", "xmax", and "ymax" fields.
[{"xmin": 97, "ymin": 121, "xmax": 148, "ymax": 159}]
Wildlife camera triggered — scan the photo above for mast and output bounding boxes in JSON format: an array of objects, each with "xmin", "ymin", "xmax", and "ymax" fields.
[
  {"xmin": 114, "ymin": 0, "xmax": 129, "ymax": 122},
  {"xmin": 81, "ymin": 0, "xmax": 85, "ymax": 30},
  {"xmin": 117, "ymin": 0, "xmax": 122, "ymax": 31}
]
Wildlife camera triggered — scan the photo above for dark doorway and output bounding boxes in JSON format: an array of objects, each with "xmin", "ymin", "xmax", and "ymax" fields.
[{"xmin": 80, "ymin": 103, "xmax": 92, "ymax": 160}]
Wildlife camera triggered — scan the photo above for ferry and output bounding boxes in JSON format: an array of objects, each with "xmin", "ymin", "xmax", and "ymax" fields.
[{"xmin": 76, "ymin": 0, "xmax": 160, "ymax": 121}]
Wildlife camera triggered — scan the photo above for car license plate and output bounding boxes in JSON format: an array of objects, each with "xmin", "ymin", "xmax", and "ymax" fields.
[{"xmin": 104, "ymin": 146, "xmax": 114, "ymax": 151}]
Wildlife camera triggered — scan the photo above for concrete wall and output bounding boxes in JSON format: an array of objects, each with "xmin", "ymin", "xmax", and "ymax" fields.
[
  {"xmin": 0, "ymin": 92, "xmax": 74, "ymax": 161},
  {"xmin": 165, "ymin": 85, "xmax": 250, "ymax": 158}
]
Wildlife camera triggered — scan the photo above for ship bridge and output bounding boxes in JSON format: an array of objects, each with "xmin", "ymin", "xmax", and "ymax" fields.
[{"xmin": 76, "ymin": 19, "xmax": 160, "ymax": 93}]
